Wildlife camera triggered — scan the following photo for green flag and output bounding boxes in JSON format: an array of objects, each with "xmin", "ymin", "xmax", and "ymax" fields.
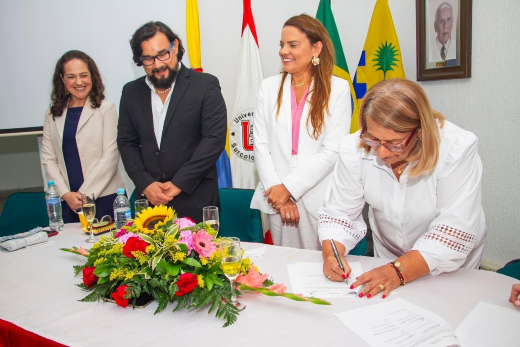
[{"xmin": 316, "ymin": 0, "xmax": 359, "ymax": 132}]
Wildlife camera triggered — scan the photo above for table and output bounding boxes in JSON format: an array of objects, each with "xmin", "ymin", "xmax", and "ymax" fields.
[{"xmin": 0, "ymin": 224, "xmax": 517, "ymax": 346}]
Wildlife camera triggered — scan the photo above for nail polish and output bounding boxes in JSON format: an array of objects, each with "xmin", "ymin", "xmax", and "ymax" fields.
[
  {"xmin": 382, "ymin": 295, "xmax": 386, "ymax": 299},
  {"xmin": 346, "ymin": 273, "xmax": 350, "ymax": 279},
  {"xmin": 350, "ymin": 285, "xmax": 354, "ymax": 289},
  {"xmin": 367, "ymin": 294, "xmax": 372, "ymax": 298},
  {"xmin": 359, "ymin": 293, "xmax": 364, "ymax": 298},
  {"xmin": 341, "ymin": 274, "xmax": 346, "ymax": 279}
]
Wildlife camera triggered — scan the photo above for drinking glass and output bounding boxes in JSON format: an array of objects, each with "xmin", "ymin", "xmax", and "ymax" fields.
[
  {"xmin": 203, "ymin": 206, "xmax": 219, "ymax": 235},
  {"xmin": 82, "ymin": 194, "xmax": 96, "ymax": 243},
  {"xmin": 134, "ymin": 199, "xmax": 149, "ymax": 217},
  {"xmin": 220, "ymin": 237, "xmax": 245, "ymax": 310}
]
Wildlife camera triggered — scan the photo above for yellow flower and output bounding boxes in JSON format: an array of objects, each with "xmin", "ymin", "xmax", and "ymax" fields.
[
  {"xmin": 200, "ymin": 257, "xmax": 209, "ymax": 266},
  {"xmin": 145, "ymin": 244, "xmax": 156, "ymax": 253},
  {"xmin": 110, "ymin": 268, "xmax": 125, "ymax": 281},
  {"xmin": 133, "ymin": 251, "xmax": 149, "ymax": 265},
  {"xmin": 153, "ymin": 229, "xmax": 165, "ymax": 242},
  {"xmin": 164, "ymin": 235, "xmax": 177, "ymax": 247},
  {"xmin": 197, "ymin": 275, "xmax": 205, "ymax": 288},
  {"xmin": 133, "ymin": 205, "xmax": 174, "ymax": 234},
  {"xmin": 240, "ymin": 258, "xmax": 252, "ymax": 275},
  {"xmin": 94, "ymin": 257, "xmax": 106, "ymax": 267},
  {"xmin": 173, "ymin": 252, "xmax": 186, "ymax": 263},
  {"xmin": 125, "ymin": 271, "xmax": 136, "ymax": 280}
]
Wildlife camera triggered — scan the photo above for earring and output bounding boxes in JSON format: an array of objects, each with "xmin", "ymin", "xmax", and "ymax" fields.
[
  {"xmin": 417, "ymin": 136, "xmax": 421, "ymax": 142},
  {"xmin": 65, "ymin": 89, "xmax": 69, "ymax": 95},
  {"xmin": 311, "ymin": 56, "xmax": 320, "ymax": 66}
]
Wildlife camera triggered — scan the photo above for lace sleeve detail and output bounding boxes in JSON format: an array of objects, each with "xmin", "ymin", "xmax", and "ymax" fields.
[
  {"xmin": 421, "ymin": 224, "xmax": 476, "ymax": 255},
  {"xmin": 318, "ymin": 213, "xmax": 363, "ymax": 242}
]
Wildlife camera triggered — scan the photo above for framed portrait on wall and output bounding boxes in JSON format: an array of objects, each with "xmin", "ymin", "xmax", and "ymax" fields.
[{"xmin": 416, "ymin": 0, "xmax": 472, "ymax": 81}]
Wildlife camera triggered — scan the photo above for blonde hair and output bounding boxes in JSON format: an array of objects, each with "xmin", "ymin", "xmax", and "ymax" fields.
[
  {"xmin": 276, "ymin": 14, "xmax": 334, "ymax": 140},
  {"xmin": 358, "ymin": 79, "xmax": 445, "ymax": 177}
]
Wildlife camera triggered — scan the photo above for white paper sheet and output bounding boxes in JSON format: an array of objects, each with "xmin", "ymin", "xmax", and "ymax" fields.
[
  {"xmin": 244, "ymin": 246, "xmax": 267, "ymax": 258},
  {"xmin": 335, "ymin": 298, "xmax": 460, "ymax": 347},
  {"xmin": 455, "ymin": 301, "xmax": 520, "ymax": 347},
  {"xmin": 287, "ymin": 262, "xmax": 363, "ymax": 298}
]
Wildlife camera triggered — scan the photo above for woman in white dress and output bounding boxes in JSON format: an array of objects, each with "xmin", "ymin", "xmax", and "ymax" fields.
[
  {"xmin": 251, "ymin": 14, "xmax": 351, "ymax": 250},
  {"xmin": 319, "ymin": 79, "xmax": 486, "ymax": 298}
]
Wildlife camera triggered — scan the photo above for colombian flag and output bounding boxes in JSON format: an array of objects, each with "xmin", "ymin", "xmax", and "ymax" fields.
[
  {"xmin": 186, "ymin": 0, "xmax": 232, "ymax": 188},
  {"xmin": 353, "ymin": 0, "xmax": 406, "ymax": 129},
  {"xmin": 316, "ymin": 0, "xmax": 359, "ymax": 133}
]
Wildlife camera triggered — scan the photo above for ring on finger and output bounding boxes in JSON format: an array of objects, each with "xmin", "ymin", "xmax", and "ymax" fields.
[
  {"xmin": 327, "ymin": 275, "xmax": 331, "ymax": 279},
  {"xmin": 378, "ymin": 283, "xmax": 385, "ymax": 290},
  {"xmin": 286, "ymin": 213, "xmax": 290, "ymax": 220}
]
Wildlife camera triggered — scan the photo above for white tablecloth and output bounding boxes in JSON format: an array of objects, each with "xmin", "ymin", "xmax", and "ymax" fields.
[{"xmin": 0, "ymin": 224, "xmax": 517, "ymax": 346}]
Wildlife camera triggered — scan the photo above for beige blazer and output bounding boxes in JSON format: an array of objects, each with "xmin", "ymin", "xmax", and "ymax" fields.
[{"xmin": 41, "ymin": 99, "xmax": 125, "ymax": 199}]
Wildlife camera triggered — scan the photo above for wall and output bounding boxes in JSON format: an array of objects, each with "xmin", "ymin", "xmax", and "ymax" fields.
[{"xmin": 0, "ymin": 0, "xmax": 518, "ymax": 267}]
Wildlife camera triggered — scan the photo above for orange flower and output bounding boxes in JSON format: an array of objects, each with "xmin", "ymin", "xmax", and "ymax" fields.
[{"xmin": 236, "ymin": 265, "xmax": 268, "ymax": 288}]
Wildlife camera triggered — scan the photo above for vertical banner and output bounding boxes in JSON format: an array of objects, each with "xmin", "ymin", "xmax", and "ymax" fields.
[{"xmin": 229, "ymin": 0, "xmax": 264, "ymax": 189}]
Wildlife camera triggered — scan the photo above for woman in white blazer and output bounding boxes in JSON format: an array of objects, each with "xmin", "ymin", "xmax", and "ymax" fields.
[
  {"xmin": 42, "ymin": 50, "xmax": 125, "ymax": 223},
  {"xmin": 251, "ymin": 14, "xmax": 351, "ymax": 250}
]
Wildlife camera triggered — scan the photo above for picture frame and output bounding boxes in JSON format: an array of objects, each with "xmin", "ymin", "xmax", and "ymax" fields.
[{"xmin": 416, "ymin": 0, "xmax": 472, "ymax": 81}]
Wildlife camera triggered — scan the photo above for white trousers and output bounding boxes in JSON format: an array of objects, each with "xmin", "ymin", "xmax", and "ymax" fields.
[{"xmin": 268, "ymin": 199, "xmax": 321, "ymax": 250}]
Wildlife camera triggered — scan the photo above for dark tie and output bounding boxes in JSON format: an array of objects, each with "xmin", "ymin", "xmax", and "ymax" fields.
[{"xmin": 441, "ymin": 46, "xmax": 446, "ymax": 60}]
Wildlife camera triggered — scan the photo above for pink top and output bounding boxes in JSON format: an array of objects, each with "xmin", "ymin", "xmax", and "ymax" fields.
[{"xmin": 291, "ymin": 84, "xmax": 310, "ymax": 155}]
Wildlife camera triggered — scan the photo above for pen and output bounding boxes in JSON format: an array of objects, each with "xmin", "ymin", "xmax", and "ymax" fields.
[{"xmin": 330, "ymin": 239, "xmax": 348, "ymax": 281}]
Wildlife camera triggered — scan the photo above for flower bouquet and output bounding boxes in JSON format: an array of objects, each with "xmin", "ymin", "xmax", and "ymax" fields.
[{"xmin": 62, "ymin": 206, "xmax": 329, "ymax": 327}]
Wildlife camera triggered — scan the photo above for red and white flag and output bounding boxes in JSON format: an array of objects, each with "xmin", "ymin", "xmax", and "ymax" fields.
[{"xmin": 229, "ymin": 0, "xmax": 264, "ymax": 189}]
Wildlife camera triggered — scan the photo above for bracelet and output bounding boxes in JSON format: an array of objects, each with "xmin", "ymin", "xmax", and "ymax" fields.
[{"xmin": 389, "ymin": 261, "xmax": 406, "ymax": 286}]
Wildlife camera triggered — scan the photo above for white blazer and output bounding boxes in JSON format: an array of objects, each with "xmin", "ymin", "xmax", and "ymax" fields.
[
  {"xmin": 41, "ymin": 99, "xmax": 125, "ymax": 199},
  {"xmin": 251, "ymin": 74, "xmax": 351, "ymax": 218}
]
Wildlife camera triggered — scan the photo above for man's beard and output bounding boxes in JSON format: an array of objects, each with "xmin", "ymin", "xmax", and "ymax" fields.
[{"xmin": 149, "ymin": 65, "xmax": 178, "ymax": 89}]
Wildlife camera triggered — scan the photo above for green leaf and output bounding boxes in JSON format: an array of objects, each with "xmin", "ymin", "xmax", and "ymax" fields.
[
  {"xmin": 206, "ymin": 276, "xmax": 214, "ymax": 292},
  {"xmin": 73, "ymin": 265, "xmax": 86, "ymax": 277},
  {"xmin": 182, "ymin": 257, "xmax": 202, "ymax": 268},
  {"xmin": 176, "ymin": 243, "xmax": 188, "ymax": 253},
  {"xmin": 205, "ymin": 261, "xmax": 221, "ymax": 274},
  {"xmin": 93, "ymin": 264, "xmax": 112, "ymax": 278},
  {"xmin": 154, "ymin": 259, "xmax": 167, "ymax": 275},
  {"xmin": 138, "ymin": 233, "xmax": 155, "ymax": 244},
  {"xmin": 151, "ymin": 252, "xmax": 164, "ymax": 270},
  {"xmin": 165, "ymin": 223, "xmax": 179, "ymax": 238},
  {"xmin": 165, "ymin": 262, "xmax": 180, "ymax": 276},
  {"xmin": 97, "ymin": 277, "xmax": 108, "ymax": 284}
]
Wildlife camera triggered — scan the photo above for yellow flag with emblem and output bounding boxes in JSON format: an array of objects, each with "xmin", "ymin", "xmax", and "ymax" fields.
[{"xmin": 353, "ymin": 0, "xmax": 405, "ymax": 130}]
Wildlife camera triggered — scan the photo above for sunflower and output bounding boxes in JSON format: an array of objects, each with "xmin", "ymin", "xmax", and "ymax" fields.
[{"xmin": 133, "ymin": 205, "xmax": 174, "ymax": 234}]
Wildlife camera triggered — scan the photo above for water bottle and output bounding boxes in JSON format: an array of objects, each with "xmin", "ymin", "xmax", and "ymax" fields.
[
  {"xmin": 114, "ymin": 188, "xmax": 131, "ymax": 229},
  {"xmin": 46, "ymin": 180, "xmax": 64, "ymax": 231}
]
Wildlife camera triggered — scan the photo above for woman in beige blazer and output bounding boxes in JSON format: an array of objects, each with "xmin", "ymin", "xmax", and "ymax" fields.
[
  {"xmin": 42, "ymin": 50, "xmax": 125, "ymax": 223},
  {"xmin": 250, "ymin": 15, "xmax": 351, "ymax": 250}
]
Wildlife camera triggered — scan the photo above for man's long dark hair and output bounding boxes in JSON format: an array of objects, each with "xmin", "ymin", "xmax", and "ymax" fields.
[
  {"xmin": 130, "ymin": 21, "xmax": 185, "ymax": 66},
  {"xmin": 50, "ymin": 50, "xmax": 105, "ymax": 119}
]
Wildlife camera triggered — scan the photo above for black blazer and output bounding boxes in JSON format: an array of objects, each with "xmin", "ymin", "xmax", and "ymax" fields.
[{"xmin": 117, "ymin": 64, "xmax": 227, "ymax": 222}]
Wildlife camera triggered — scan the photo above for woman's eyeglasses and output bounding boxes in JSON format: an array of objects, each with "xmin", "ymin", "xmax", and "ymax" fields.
[{"xmin": 360, "ymin": 126, "xmax": 419, "ymax": 153}]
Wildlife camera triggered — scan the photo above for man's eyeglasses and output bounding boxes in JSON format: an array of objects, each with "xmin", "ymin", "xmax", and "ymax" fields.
[
  {"xmin": 140, "ymin": 42, "xmax": 173, "ymax": 66},
  {"xmin": 360, "ymin": 126, "xmax": 419, "ymax": 153}
]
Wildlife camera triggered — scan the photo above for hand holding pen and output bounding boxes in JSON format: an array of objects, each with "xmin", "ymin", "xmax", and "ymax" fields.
[{"xmin": 323, "ymin": 239, "xmax": 351, "ymax": 282}]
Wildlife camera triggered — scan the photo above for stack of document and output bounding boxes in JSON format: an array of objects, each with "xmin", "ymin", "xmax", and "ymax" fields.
[{"xmin": 287, "ymin": 262, "xmax": 363, "ymax": 298}]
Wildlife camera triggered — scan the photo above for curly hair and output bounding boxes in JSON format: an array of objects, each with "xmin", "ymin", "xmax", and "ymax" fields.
[
  {"xmin": 50, "ymin": 50, "xmax": 105, "ymax": 119},
  {"xmin": 130, "ymin": 21, "xmax": 185, "ymax": 67}
]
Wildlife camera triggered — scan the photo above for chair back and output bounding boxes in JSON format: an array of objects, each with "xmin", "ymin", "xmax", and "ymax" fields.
[
  {"xmin": 218, "ymin": 188, "xmax": 263, "ymax": 243},
  {"xmin": 0, "ymin": 192, "xmax": 49, "ymax": 237},
  {"xmin": 497, "ymin": 259, "xmax": 520, "ymax": 280},
  {"xmin": 129, "ymin": 189, "xmax": 137, "ymax": 218}
]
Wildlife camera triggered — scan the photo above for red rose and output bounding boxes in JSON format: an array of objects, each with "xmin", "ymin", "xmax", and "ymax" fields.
[
  {"xmin": 175, "ymin": 273, "xmax": 198, "ymax": 296},
  {"xmin": 123, "ymin": 237, "xmax": 148, "ymax": 258},
  {"xmin": 82, "ymin": 266, "xmax": 99, "ymax": 288},
  {"xmin": 111, "ymin": 285, "xmax": 130, "ymax": 308}
]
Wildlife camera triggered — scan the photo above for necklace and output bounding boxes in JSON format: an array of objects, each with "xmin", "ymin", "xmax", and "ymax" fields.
[
  {"xmin": 395, "ymin": 163, "xmax": 408, "ymax": 175},
  {"xmin": 155, "ymin": 86, "xmax": 172, "ymax": 94},
  {"xmin": 292, "ymin": 77, "xmax": 312, "ymax": 88}
]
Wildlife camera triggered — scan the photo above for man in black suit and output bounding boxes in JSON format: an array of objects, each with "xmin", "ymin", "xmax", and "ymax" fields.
[{"xmin": 117, "ymin": 21, "xmax": 226, "ymax": 222}]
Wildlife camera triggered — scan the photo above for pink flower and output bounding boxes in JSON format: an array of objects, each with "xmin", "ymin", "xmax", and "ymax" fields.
[
  {"xmin": 126, "ymin": 221, "xmax": 133, "ymax": 226},
  {"xmin": 77, "ymin": 246, "xmax": 89, "ymax": 256},
  {"xmin": 115, "ymin": 229, "xmax": 127, "ymax": 238},
  {"xmin": 236, "ymin": 265, "xmax": 268, "ymax": 288},
  {"xmin": 192, "ymin": 229, "xmax": 216, "ymax": 258},
  {"xmin": 175, "ymin": 217, "xmax": 196, "ymax": 230},
  {"xmin": 118, "ymin": 232, "xmax": 141, "ymax": 244},
  {"xmin": 267, "ymin": 283, "xmax": 287, "ymax": 294},
  {"xmin": 178, "ymin": 230, "xmax": 194, "ymax": 255}
]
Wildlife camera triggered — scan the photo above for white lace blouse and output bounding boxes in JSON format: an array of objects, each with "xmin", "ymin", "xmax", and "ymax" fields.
[{"xmin": 318, "ymin": 121, "xmax": 486, "ymax": 275}]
